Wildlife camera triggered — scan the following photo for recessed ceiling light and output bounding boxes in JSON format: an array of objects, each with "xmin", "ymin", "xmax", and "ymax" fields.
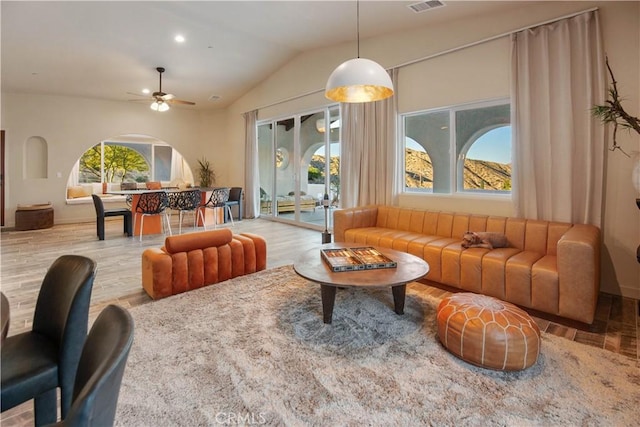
[
  {"xmin": 174, "ymin": 35, "xmax": 185, "ymax": 43},
  {"xmin": 142, "ymin": 88, "xmax": 150, "ymax": 94}
]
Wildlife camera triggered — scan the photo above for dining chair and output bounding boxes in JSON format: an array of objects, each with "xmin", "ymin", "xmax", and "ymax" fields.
[
  {"xmin": 91, "ymin": 194, "xmax": 132, "ymax": 240},
  {"xmin": 120, "ymin": 182, "xmax": 137, "ymax": 191},
  {"xmin": 51, "ymin": 305, "xmax": 134, "ymax": 427},
  {"xmin": 168, "ymin": 189, "xmax": 205, "ymax": 234},
  {"xmin": 133, "ymin": 191, "xmax": 172, "ymax": 241},
  {"xmin": 1, "ymin": 255, "xmax": 97, "ymax": 426},
  {"xmin": 145, "ymin": 181, "xmax": 162, "ymax": 190},
  {"xmin": 224, "ymin": 187, "xmax": 243, "ymax": 222},
  {"xmin": 202, "ymin": 187, "xmax": 234, "ymax": 229}
]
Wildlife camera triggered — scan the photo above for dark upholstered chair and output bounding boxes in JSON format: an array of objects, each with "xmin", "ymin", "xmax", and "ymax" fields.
[
  {"xmin": 1, "ymin": 292, "xmax": 9, "ymax": 342},
  {"xmin": 202, "ymin": 187, "xmax": 234, "ymax": 229},
  {"xmin": 51, "ymin": 305, "xmax": 134, "ymax": 427},
  {"xmin": 168, "ymin": 189, "xmax": 205, "ymax": 234},
  {"xmin": 1, "ymin": 255, "xmax": 97, "ymax": 425},
  {"xmin": 91, "ymin": 194, "xmax": 132, "ymax": 240},
  {"xmin": 134, "ymin": 191, "xmax": 172, "ymax": 241},
  {"xmin": 224, "ymin": 187, "xmax": 243, "ymax": 222}
]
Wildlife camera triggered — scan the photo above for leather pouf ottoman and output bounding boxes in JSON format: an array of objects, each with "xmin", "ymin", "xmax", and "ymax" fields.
[{"xmin": 437, "ymin": 293, "xmax": 541, "ymax": 371}]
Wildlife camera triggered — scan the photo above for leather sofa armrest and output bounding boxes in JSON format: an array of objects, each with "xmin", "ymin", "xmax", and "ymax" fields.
[
  {"xmin": 557, "ymin": 224, "xmax": 601, "ymax": 324},
  {"xmin": 333, "ymin": 205, "xmax": 379, "ymax": 242},
  {"xmin": 240, "ymin": 233, "xmax": 267, "ymax": 271},
  {"xmin": 141, "ymin": 248, "xmax": 172, "ymax": 300}
]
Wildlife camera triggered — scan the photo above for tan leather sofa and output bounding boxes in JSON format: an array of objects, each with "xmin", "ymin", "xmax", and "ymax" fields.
[
  {"xmin": 141, "ymin": 229, "xmax": 267, "ymax": 300},
  {"xmin": 334, "ymin": 205, "xmax": 601, "ymax": 324}
]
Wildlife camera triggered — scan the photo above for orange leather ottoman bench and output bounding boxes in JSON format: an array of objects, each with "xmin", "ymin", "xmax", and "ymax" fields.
[
  {"xmin": 436, "ymin": 292, "xmax": 541, "ymax": 371},
  {"xmin": 141, "ymin": 229, "xmax": 267, "ymax": 300}
]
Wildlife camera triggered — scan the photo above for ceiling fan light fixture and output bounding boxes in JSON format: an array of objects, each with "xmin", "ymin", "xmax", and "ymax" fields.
[
  {"xmin": 150, "ymin": 100, "xmax": 169, "ymax": 112},
  {"xmin": 325, "ymin": 58, "xmax": 393, "ymax": 103}
]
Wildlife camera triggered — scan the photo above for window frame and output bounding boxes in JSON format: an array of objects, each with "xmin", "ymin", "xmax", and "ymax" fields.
[{"xmin": 400, "ymin": 97, "xmax": 512, "ymax": 197}]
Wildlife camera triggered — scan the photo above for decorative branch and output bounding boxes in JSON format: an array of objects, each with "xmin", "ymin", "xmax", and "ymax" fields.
[{"xmin": 592, "ymin": 57, "xmax": 640, "ymax": 157}]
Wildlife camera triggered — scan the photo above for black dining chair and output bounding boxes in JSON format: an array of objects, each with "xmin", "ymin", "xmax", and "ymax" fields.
[
  {"xmin": 168, "ymin": 189, "xmax": 205, "ymax": 234},
  {"xmin": 133, "ymin": 191, "xmax": 172, "ymax": 241},
  {"xmin": 224, "ymin": 187, "xmax": 243, "ymax": 222},
  {"xmin": 91, "ymin": 195, "xmax": 132, "ymax": 240},
  {"xmin": 202, "ymin": 187, "xmax": 234, "ymax": 229},
  {"xmin": 51, "ymin": 305, "xmax": 134, "ymax": 427},
  {"xmin": 1, "ymin": 255, "xmax": 97, "ymax": 426}
]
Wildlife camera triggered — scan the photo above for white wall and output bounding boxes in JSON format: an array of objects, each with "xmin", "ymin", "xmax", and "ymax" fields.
[
  {"xmin": 223, "ymin": 1, "xmax": 639, "ymax": 298},
  {"xmin": 1, "ymin": 94, "xmax": 219, "ymax": 224}
]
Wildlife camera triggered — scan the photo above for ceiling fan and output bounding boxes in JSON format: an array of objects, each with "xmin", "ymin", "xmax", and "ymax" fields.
[{"xmin": 128, "ymin": 67, "xmax": 195, "ymax": 111}]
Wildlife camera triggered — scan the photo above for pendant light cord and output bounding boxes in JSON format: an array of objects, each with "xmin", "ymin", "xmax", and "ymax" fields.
[{"xmin": 356, "ymin": 0, "xmax": 360, "ymax": 58}]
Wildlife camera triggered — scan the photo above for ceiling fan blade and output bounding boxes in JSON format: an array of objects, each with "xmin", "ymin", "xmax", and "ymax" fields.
[
  {"xmin": 127, "ymin": 92, "xmax": 150, "ymax": 98},
  {"xmin": 167, "ymin": 99, "xmax": 196, "ymax": 106},
  {"xmin": 128, "ymin": 98, "xmax": 153, "ymax": 102},
  {"xmin": 161, "ymin": 93, "xmax": 175, "ymax": 101}
]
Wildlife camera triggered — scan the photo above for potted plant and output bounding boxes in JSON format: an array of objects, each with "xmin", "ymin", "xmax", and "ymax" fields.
[{"xmin": 197, "ymin": 157, "xmax": 216, "ymax": 188}]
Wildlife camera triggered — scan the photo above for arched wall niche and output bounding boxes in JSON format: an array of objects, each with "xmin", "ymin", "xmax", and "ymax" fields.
[{"xmin": 24, "ymin": 136, "xmax": 48, "ymax": 179}]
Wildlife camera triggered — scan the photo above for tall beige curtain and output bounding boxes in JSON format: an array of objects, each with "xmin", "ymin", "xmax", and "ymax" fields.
[
  {"xmin": 511, "ymin": 10, "xmax": 605, "ymax": 226},
  {"xmin": 341, "ymin": 68, "xmax": 399, "ymax": 208},
  {"xmin": 243, "ymin": 109, "xmax": 259, "ymax": 218}
]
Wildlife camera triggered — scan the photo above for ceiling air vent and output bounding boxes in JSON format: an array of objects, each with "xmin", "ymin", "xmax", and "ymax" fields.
[{"xmin": 407, "ymin": 1, "xmax": 445, "ymax": 13}]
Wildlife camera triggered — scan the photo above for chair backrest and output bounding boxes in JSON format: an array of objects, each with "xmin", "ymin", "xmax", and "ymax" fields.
[
  {"xmin": 206, "ymin": 187, "xmax": 230, "ymax": 207},
  {"xmin": 32, "ymin": 255, "xmax": 97, "ymax": 414},
  {"xmin": 136, "ymin": 191, "xmax": 169, "ymax": 214},
  {"xmin": 169, "ymin": 189, "xmax": 201, "ymax": 211},
  {"xmin": 59, "ymin": 305, "xmax": 134, "ymax": 427},
  {"xmin": 91, "ymin": 194, "xmax": 105, "ymax": 217},
  {"xmin": 120, "ymin": 182, "xmax": 137, "ymax": 191},
  {"xmin": 228, "ymin": 187, "xmax": 243, "ymax": 202},
  {"xmin": 145, "ymin": 181, "xmax": 162, "ymax": 190},
  {"xmin": 1, "ymin": 292, "xmax": 9, "ymax": 341}
]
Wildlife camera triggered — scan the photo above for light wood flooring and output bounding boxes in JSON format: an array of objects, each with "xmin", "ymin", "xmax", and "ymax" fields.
[{"xmin": 1, "ymin": 218, "xmax": 638, "ymax": 425}]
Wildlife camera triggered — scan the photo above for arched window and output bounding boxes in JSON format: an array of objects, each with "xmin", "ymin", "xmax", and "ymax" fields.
[
  {"xmin": 459, "ymin": 125, "xmax": 512, "ymax": 192},
  {"xmin": 66, "ymin": 134, "xmax": 194, "ymax": 200}
]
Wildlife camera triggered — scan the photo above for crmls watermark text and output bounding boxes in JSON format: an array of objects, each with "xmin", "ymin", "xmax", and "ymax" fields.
[{"xmin": 215, "ymin": 412, "xmax": 267, "ymax": 425}]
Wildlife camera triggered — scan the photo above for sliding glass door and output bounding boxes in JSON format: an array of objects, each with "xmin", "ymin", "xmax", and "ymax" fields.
[{"xmin": 258, "ymin": 106, "xmax": 340, "ymax": 230}]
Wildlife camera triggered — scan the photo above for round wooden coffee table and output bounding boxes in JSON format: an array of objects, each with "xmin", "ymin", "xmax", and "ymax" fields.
[{"xmin": 294, "ymin": 244, "xmax": 429, "ymax": 324}]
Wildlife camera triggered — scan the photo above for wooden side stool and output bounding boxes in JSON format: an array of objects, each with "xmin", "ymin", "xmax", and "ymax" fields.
[
  {"xmin": 15, "ymin": 203, "xmax": 54, "ymax": 231},
  {"xmin": 437, "ymin": 292, "xmax": 541, "ymax": 371}
]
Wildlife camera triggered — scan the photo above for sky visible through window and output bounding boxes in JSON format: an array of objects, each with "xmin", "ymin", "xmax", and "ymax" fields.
[{"xmin": 406, "ymin": 125, "xmax": 511, "ymax": 164}]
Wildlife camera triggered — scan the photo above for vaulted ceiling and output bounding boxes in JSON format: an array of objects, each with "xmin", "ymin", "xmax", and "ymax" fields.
[{"xmin": 1, "ymin": 1, "xmax": 522, "ymax": 110}]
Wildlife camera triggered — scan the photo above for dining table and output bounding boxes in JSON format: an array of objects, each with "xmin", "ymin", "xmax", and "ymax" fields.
[{"xmin": 106, "ymin": 187, "xmax": 224, "ymax": 235}]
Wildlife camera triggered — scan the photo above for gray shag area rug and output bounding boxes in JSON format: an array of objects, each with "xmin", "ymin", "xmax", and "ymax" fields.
[{"xmin": 116, "ymin": 265, "xmax": 639, "ymax": 426}]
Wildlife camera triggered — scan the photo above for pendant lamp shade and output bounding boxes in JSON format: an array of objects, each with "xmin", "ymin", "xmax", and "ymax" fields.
[{"xmin": 325, "ymin": 58, "xmax": 393, "ymax": 103}]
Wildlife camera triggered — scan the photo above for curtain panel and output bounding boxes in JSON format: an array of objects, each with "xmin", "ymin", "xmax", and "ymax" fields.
[
  {"xmin": 341, "ymin": 69, "xmax": 399, "ymax": 208},
  {"xmin": 511, "ymin": 10, "xmax": 605, "ymax": 226},
  {"xmin": 243, "ymin": 109, "xmax": 259, "ymax": 218}
]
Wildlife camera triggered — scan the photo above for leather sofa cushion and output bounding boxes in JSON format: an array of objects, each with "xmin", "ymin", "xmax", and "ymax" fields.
[{"xmin": 164, "ymin": 229, "xmax": 233, "ymax": 254}]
